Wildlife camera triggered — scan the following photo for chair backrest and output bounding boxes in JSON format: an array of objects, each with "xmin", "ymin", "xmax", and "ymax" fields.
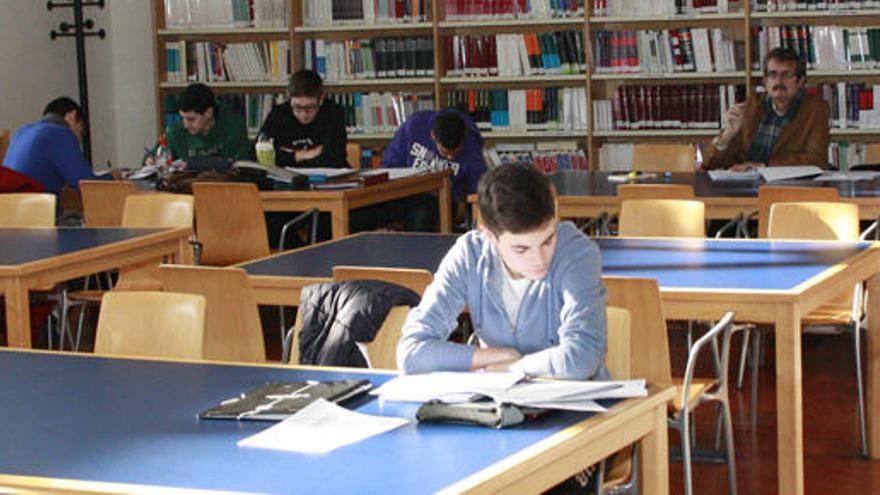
[
  {"xmin": 122, "ymin": 193, "xmax": 194, "ymax": 228},
  {"xmin": 631, "ymin": 143, "xmax": 696, "ymax": 172},
  {"xmin": 756, "ymin": 185, "xmax": 839, "ymax": 238},
  {"xmin": 768, "ymin": 202, "xmax": 860, "ymax": 241},
  {"xmin": 618, "ymin": 199, "xmax": 705, "ymax": 237},
  {"xmin": 616, "ymin": 183, "xmax": 695, "ymax": 201},
  {"xmin": 158, "ymin": 265, "xmax": 266, "ymax": 363},
  {"xmin": 605, "ymin": 306, "xmax": 632, "ymax": 379},
  {"xmin": 0, "ymin": 193, "xmax": 56, "ymax": 227},
  {"xmin": 80, "ymin": 180, "xmax": 137, "ymax": 227},
  {"xmin": 192, "ymin": 182, "xmax": 270, "ymax": 265},
  {"xmin": 864, "ymin": 143, "xmax": 880, "ymax": 164},
  {"xmin": 94, "ymin": 291, "xmax": 206, "ymax": 360},
  {"xmin": 0, "ymin": 129, "xmax": 10, "ymax": 165},
  {"xmin": 332, "ymin": 266, "xmax": 434, "ymax": 295},
  {"xmin": 603, "ymin": 276, "xmax": 672, "ymax": 388}
]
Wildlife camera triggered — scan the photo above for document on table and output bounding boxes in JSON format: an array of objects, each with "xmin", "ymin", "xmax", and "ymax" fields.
[
  {"xmin": 371, "ymin": 371, "xmax": 647, "ymax": 411},
  {"xmin": 757, "ymin": 165, "xmax": 823, "ymax": 182},
  {"xmin": 383, "ymin": 167, "xmax": 426, "ymax": 180},
  {"xmin": 237, "ymin": 398, "xmax": 409, "ymax": 454},
  {"xmin": 813, "ymin": 171, "xmax": 880, "ymax": 182},
  {"xmin": 285, "ymin": 167, "xmax": 355, "ymax": 178},
  {"xmin": 707, "ymin": 169, "xmax": 761, "ymax": 182}
]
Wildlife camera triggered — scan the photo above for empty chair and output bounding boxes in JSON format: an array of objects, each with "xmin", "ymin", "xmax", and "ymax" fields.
[
  {"xmin": 192, "ymin": 182, "xmax": 271, "ymax": 266},
  {"xmin": 618, "ymin": 199, "xmax": 705, "ymax": 237},
  {"xmin": 605, "ymin": 276, "xmax": 738, "ymax": 495},
  {"xmin": 632, "ymin": 143, "xmax": 696, "ymax": 173},
  {"xmin": 756, "ymin": 185, "xmax": 839, "ymax": 238},
  {"xmin": 158, "ymin": 265, "xmax": 266, "ymax": 363},
  {"xmin": 94, "ymin": 291, "xmax": 206, "ymax": 360},
  {"xmin": 616, "ymin": 183, "xmax": 695, "ymax": 201},
  {"xmin": 80, "ymin": 180, "xmax": 137, "ymax": 227},
  {"xmin": 63, "ymin": 193, "xmax": 195, "ymax": 350},
  {"xmin": 0, "ymin": 193, "xmax": 56, "ymax": 227}
]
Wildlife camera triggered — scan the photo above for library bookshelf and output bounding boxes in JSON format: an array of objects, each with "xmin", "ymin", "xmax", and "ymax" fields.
[{"xmin": 152, "ymin": 0, "xmax": 880, "ymax": 170}]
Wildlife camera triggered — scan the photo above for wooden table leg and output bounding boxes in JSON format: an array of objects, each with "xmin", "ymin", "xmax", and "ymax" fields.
[
  {"xmin": 639, "ymin": 402, "xmax": 669, "ymax": 495},
  {"xmin": 439, "ymin": 176, "xmax": 452, "ymax": 233},
  {"xmin": 867, "ymin": 272, "xmax": 880, "ymax": 458},
  {"xmin": 775, "ymin": 303, "xmax": 804, "ymax": 495},
  {"xmin": 4, "ymin": 279, "xmax": 32, "ymax": 348},
  {"xmin": 330, "ymin": 204, "xmax": 349, "ymax": 240}
]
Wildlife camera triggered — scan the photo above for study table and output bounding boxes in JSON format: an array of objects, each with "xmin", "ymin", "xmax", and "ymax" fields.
[
  {"xmin": 0, "ymin": 349, "xmax": 674, "ymax": 494},
  {"xmin": 259, "ymin": 169, "xmax": 453, "ymax": 238},
  {"xmin": 240, "ymin": 231, "xmax": 880, "ymax": 495},
  {"xmin": 0, "ymin": 227, "xmax": 192, "ymax": 349}
]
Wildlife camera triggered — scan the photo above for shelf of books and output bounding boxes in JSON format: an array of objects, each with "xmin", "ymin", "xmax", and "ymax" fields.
[{"xmin": 152, "ymin": 0, "xmax": 880, "ymax": 170}]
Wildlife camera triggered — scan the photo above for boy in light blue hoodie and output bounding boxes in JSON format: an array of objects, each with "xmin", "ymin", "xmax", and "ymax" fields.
[{"xmin": 397, "ymin": 163, "xmax": 607, "ymax": 379}]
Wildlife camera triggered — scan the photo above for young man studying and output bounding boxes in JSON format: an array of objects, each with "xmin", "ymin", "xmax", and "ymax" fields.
[{"xmin": 397, "ymin": 163, "xmax": 608, "ymax": 379}]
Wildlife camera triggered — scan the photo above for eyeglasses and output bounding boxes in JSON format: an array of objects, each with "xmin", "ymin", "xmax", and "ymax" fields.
[
  {"xmin": 292, "ymin": 104, "xmax": 320, "ymax": 114},
  {"xmin": 765, "ymin": 70, "xmax": 798, "ymax": 80}
]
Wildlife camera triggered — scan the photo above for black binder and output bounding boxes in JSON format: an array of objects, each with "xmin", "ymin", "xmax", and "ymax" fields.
[{"xmin": 198, "ymin": 379, "xmax": 373, "ymax": 421}]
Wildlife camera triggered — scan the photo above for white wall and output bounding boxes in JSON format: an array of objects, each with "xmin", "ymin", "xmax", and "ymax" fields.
[{"xmin": 0, "ymin": 0, "xmax": 157, "ymax": 169}]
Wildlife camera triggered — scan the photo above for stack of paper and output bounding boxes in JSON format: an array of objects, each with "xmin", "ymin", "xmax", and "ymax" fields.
[
  {"xmin": 757, "ymin": 165, "xmax": 823, "ymax": 182},
  {"xmin": 371, "ymin": 371, "xmax": 647, "ymax": 413},
  {"xmin": 707, "ymin": 169, "xmax": 760, "ymax": 182}
]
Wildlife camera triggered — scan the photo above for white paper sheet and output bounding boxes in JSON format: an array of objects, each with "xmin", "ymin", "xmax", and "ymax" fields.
[
  {"xmin": 285, "ymin": 167, "xmax": 355, "ymax": 178},
  {"xmin": 370, "ymin": 371, "xmax": 526, "ymax": 403},
  {"xmin": 707, "ymin": 169, "xmax": 760, "ymax": 182},
  {"xmin": 237, "ymin": 398, "xmax": 409, "ymax": 454}
]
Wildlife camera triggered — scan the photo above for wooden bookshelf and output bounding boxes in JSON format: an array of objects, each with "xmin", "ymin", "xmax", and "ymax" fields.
[{"xmin": 151, "ymin": 0, "xmax": 880, "ymax": 169}]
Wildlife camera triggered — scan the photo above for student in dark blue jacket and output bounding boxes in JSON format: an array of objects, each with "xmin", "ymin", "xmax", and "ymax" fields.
[{"xmin": 5, "ymin": 97, "xmax": 112, "ymax": 194}]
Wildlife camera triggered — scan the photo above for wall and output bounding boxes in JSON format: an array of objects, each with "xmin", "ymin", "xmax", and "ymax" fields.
[{"xmin": 0, "ymin": 0, "xmax": 156, "ymax": 169}]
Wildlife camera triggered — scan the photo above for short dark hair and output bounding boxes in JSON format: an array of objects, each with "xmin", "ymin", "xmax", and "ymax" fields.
[
  {"xmin": 763, "ymin": 47, "xmax": 807, "ymax": 79},
  {"xmin": 177, "ymin": 83, "xmax": 216, "ymax": 114},
  {"xmin": 432, "ymin": 111, "xmax": 467, "ymax": 150},
  {"xmin": 288, "ymin": 69, "xmax": 324, "ymax": 98},
  {"xmin": 478, "ymin": 163, "xmax": 555, "ymax": 235},
  {"xmin": 43, "ymin": 97, "xmax": 82, "ymax": 121}
]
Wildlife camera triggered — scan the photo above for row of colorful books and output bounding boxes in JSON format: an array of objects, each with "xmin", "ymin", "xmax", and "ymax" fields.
[
  {"xmin": 163, "ymin": 0, "xmax": 287, "ymax": 28},
  {"xmin": 444, "ymin": 0, "xmax": 585, "ymax": 19},
  {"xmin": 752, "ymin": 0, "xmax": 880, "ymax": 11},
  {"xmin": 814, "ymin": 82, "xmax": 880, "ymax": 129},
  {"xmin": 304, "ymin": 38, "xmax": 434, "ymax": 81},
  {"xmin": 593, "ymin": 84, "xmax": 746, "ymax": 131},
  {"xmin": 328, "ymin": 92, "xmax": 436, "ymax": 134},
  {"xmin": 752, "ymin": 25, "xmax": 880, "ymax": 72},
  {"xmin": 485, "ymin": 143, "xmax": 590, "ymax": 172},
  {"xmin": 164, "ymin": 41, "xmax": 289, "ymax": 83},
  {"xmin": 592, "ymin": 28, "xmax": 739, "ymax": 75},
  {"xmin": 303, "ymin": 0, "xmax": 431, "ymax": 25},
  {"xmin": 592, "ymin": 0, "xmax": 732, "ymax": 16},
  {"xmin": 444, "ymin": 32, "xmax": 586, "ymax": 77},
  {"xmin": 447, "ymin": 87, "xmax": 588, "ymax": 131}
]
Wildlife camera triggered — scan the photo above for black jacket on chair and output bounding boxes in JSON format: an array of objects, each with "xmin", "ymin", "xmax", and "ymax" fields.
[{"xmin": 297, "ymin": 280, "xmax": 421, "ymax": 367}]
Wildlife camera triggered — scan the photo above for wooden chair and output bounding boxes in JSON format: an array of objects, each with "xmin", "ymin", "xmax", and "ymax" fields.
[
  {"xmin": 618, "ymin": 199, "xmax": 705, "ymax": 237},
  {"xmin": 63, "ymin": 193, "xmax": 195, "ymax": 350},
  {"xmin": 192, "ymin": 182, "xmax": 271, "ymax": 266},
  {"xmin": 0, "ymin": 129, "xmax": 10, "ymax": 165},
  {"xmin": 744, "ymin": 201, "xmax": 868, "ymax": 455},
  {"xmin": 616, "ymin": 183, "xmax": 695, "ymax": 201},
  {"xmin": 756, "ymin": 185, "xmax": 839, "ymax": 238},
  {"xmin": 94, "ymin": 291, "xmax": 206, "ymax": 360},
  {"xmin": 158, "ymin": 265, "xmax": 266, "ymax": 363},
  {"xmin": 80, "ymin": 180, "xmax": 137, "ymax": 227},
  {"xmin": 0, "ymin": 193, "xmax": 56, "ymax": 227},
  {"xmin": 863, "ymin": 142, "xmax": 880, "ymax": 164},
  {"xmin": 631, "ymin": 143, "xmax": 696, "ymax": 173},
  {"xmin": 599, "ymin": 306, "xmax": 637, "ymax": 492},
  {"xmin": 604, "ymin": 276, "xmax": 738, "ymax": 495}
]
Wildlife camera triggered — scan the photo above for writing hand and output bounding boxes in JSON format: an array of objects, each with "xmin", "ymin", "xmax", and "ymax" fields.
[{"xmin": 296, "ymin": 144, "xmax": 324, "ymax": 162}]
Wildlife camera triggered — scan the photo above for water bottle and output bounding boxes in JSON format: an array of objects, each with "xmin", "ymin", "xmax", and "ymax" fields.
[
  {"xmin": 255, "ymin": 133, "xmax": 276, "ymax": 167},
  {"xmin": 155, "ymin": 135, "xmax": 172, "ymax": 179}
]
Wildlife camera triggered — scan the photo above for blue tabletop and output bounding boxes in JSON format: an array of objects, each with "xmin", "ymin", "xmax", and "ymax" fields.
[
  {"xmin": 242, "ymin": 232, "xmax": 869, "ymax": 292},
  {"xmin": 549, "ymin": 170, "xmax": 880, "ymax": 199},
  {"xmin": 0, "ymin": 228, "xmax": 164, "ymax": 266},
  {"xmin": 244, "ymin": 233, "xmax": 458, "ymax": 277},
  {"xmin": 0, "ymin": 351, "xmax": 596, "ymax": 494}
]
